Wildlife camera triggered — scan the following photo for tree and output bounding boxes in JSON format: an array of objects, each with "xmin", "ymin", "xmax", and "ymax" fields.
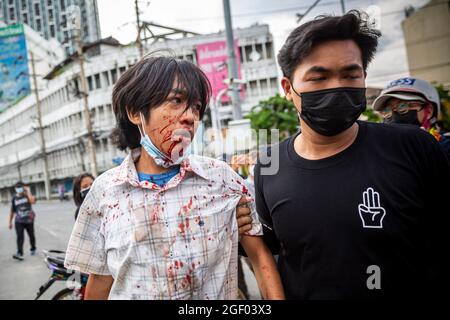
[
  {"xmin": 361, "ymin": 108, "xmax": 381, "ymax": 123},
  {"xmin": 434, "ymin": 84, "xmax": 450, "ymax": 131},
  {"xmin": 245, "ymin": 93, "xmax": 299, "ymax": 143}
]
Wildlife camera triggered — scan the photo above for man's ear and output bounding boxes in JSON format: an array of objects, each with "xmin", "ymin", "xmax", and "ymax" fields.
[
  {"xmin": 126, "ymin": 108, "xmax": 141, "ymax": 126},
  {"xmin": 424, "ymin": 104, "xmax": 434, "ymax": 120},
  {"xmin": 281, "ymin": 77, "xmax": 293, "ymax": 101}
]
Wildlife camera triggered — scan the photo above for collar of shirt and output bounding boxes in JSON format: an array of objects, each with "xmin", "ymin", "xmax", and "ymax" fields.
[{"xmin": 111, "ymin": 148, "xmax": 209, "ymax": 190}]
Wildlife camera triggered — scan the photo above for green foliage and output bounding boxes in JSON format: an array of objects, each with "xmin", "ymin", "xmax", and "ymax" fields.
[
  {"xmin": 362, "ymin": 108, "xmax": 381, "ymax": 123},
  {"xmin": 434, "ymin": 83, "xmax": 450, "ymax": 131},
  {"xmin": 245, "ymin": 93, "xmax": 299, "ymax": 143}
]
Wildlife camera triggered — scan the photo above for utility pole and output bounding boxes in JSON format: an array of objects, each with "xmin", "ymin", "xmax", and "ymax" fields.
[
  {"xmin": 135, "ymin": 0, "xmax": 144, "ymax": 59},
  {"xmin": 72, "ymin": 7, "xmax": 98, "ymax": 177},
  {"xmin": 30, "ymin": 51, "xmax": 51, "ymax": 200},
  {"xmin": 15, "ymin": 152, "xmax": 22, "ymax": 181},
  {"xmin": 296, "ymin": 0, "xmax": 321, "ymax": 23},
  {"xmin": 340, "ymin": 0, "xmax": 346, "ymax": 14},
  {"xmin": 222, "ymin": 0, "xmax": 242, "ymax": 120}
]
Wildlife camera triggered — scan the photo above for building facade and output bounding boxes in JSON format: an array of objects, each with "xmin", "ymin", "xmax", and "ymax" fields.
[
  {"xmin": 402, "ymin": 0, "xmax": 450, "ymax": 88},
  {"xmin": 0, "ymin": 0, "xmax": 101, "ymax": 56},
  {"xmin": 0, "ymin": 24, "xmax": 280, "ymax": 202}
]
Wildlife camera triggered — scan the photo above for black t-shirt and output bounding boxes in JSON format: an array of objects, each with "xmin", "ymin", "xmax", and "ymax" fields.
[
  {"xmin": 254, "ymin": 121, "xmax": 450, "ymax": 300},
  {"xmin": 11, "ymin": 194, "xmax": 34, "ymax": 224}
]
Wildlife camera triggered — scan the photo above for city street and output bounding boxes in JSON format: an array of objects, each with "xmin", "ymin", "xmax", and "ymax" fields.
[
  {"xmin": 0, "ymin": 200, "xmax": 75, "ymax": 300},
  {"xmin": 0, "ymin": 200, "xmax": 261, "ymax": 300}
]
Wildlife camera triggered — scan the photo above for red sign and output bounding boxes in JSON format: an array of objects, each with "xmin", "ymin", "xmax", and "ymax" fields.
[{"xmin": 196, "ymin": 40, "xmax": 243, "ymax": 103}]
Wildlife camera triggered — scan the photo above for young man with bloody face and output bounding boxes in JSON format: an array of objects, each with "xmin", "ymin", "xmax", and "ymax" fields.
[
  {"xmin": 64, "ymin": 55, "xmax": 284, "ymax": 300},
  {"xmin": 251, "ymin": 11, "xmax": 450, "ymax": 299}
]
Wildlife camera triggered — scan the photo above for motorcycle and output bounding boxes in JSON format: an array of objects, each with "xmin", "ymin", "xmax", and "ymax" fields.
[{"xmin": 34, "ymin": 250, "xmax": 88, "ymax": 300}]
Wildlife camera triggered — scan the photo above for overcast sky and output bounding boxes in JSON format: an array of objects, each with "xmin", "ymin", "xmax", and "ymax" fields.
[{"xmin": 97, "ymin": 0, "xmax": 430, "ymax": 88}]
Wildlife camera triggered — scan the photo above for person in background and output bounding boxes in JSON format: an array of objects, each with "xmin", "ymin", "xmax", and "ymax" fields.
[
  {"xmin": 58, "ymin": 183, "xmax": 66, "ymax": 201},
  {"xmin": 8, "ymin": 181, "xmax": 37, "ymax": 261},
  {"xmin": 73, "ymin": 173, "xmax": 95, "ymax": 220},
  {"xmin": 373, "ymin": 77, "xmax": 450, "ymax": 159}
]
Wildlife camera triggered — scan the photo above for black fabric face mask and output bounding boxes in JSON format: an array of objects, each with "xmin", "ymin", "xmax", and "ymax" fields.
[
  {"xmin": 80, "ymin": 188, "xmax": 90, "ymax": 199},
  {"xmin": 292, "ymin": 86, "xmax": 367, "ymax": 136},
  {"xmin": 384, "ymin": 110, "xmax": 420, "ymax": 126}
]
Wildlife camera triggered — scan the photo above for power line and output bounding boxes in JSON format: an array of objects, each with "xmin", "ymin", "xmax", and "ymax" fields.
[{"xmin": 176, "ymin": 0, "xmax": 442, "ymax": 22}]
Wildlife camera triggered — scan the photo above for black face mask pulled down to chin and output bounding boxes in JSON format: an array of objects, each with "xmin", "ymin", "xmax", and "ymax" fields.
[
  {"xmin": 383, "ymin": 110, "xmax": 421, "ymax": 126},
  {"xmin": 293, "ymin": 87, "xmax": 367, "ymax": 136}
]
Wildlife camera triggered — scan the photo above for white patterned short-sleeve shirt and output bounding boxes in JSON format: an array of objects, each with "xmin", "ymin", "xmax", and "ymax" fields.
[{"xmin": 65, "ymin": 148, "xmax": 262, "ymax": 300}]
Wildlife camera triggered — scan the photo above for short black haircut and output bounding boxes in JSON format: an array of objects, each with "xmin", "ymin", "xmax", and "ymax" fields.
[
  {"xmin": 277, "ymin": 10, "xmax": 381, "ymax": 80},
  {"xmin": 111, "ymin": 52, "xmax": 212, "ymax": 151},
  {"xmin": 15, "ymin": 181, "xmax": 24, "ymax": 188}
]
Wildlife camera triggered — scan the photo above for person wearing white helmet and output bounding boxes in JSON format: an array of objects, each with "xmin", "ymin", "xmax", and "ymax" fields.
[{"xmin": 373, "ymin": 77, "xmax": 450, "ymax": 157}]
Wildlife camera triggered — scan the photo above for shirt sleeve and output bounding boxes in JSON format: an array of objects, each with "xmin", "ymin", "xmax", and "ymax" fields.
[
  {"xmin": 254, "ymin": 161, "xmax": 281, "ymax": 255},
  {"xmin": 223, "ymin": 164, "xmax": 263, "ymax": 237},
  {"xmin": 11, "ymin": 197, "xmax": 15, "ymax": 214},
  {"xmin": 64, "ymin": 181, "xmax": 110, "ymax": 275}
]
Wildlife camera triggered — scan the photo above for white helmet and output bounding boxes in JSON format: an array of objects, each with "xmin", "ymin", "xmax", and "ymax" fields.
[{"xmin": 373, "ymin": 77, "xmax": 441, "ymax": 117}]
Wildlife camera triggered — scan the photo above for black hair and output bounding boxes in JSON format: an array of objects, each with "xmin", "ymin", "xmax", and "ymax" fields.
[
  {"xmin": 73, "ymin": 173, "xmax": 94, "ymax": 207},
  {"xmin": 277, "ymin": 10, "xmax": 381, "ymax": 80},
  {"xmin": 111, "ymin": 51, "xmax": 212, "ymax": 151},
  {"xmin": 14, "ymin": 181, "xmax": 24, "ymax": 188}
]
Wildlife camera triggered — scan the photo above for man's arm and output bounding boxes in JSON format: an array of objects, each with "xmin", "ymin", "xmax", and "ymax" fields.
[
  {"xmin": 240, "ymin": 235, "xmax": 284, "ymax": 300},
  {"xmin": 8, "ymin": 198, "xmax": 15, "ymax": 229},
  {"xmin": 8, "ymin": 210, "xmax": 15, "ymax": 229},
  {"xmin": 24, "ymin": 186, "xmax": 36, "ymax": 204},
  {"xmin": 85, "ymin": 274, "xmax": 114, "ymax": 300}
]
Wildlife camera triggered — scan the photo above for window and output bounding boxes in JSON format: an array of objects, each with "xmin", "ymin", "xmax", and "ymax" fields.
[
  {"xmin": 87, "ymin": 76, "xmax": 93, "ymax": 91},
  {"xmin": 36, "ymin": 19, "xmax": 42, "ymax": 31},
  {"xmin": 94, "ymin": 73, "xmax": 101, "ymax": 89},
  {"xmin": 22, "ymin": 13, "xmax": 28, "ymax": 24},
  {"xmin": 21, "ymin": 0, "xmax": 27, "ymax": 10},
  {"xmin": 98, "ymin": 105, "xmax": 104, "ymax": 122},
  {"xmin": 48, "ymin": 9, "xmax": 53, "ymax": 21},
  {"xmin": 249, "ymin": 80, "xmax": 258, "ymax": 97},
  {"xmin": 35, "ymin": 3, "xmax": 40, "ymax": 16},
  {"xmin": 47, "ymin": 0, "xmax": 52, "ymax": 6},
  {"xmin": 244, "ymin": 45, "xmax": 252, "ymax": 63},
  {"xmin": 50, "ymin": 25, "xmax": 55, "ymax": 37},
  {"xmin": 254, "ymin": 44, "xmax": 263, "ymax": 61},
  {"xmin": 111, "ymin": 69, "xmax": 117, "ymax": 84},
  {"xmin": 103, "ymin": 138, "xmax": 109, "ymax": 152},
  {"xmin": 265, "ymin": 42, "xmax": 273, "ymax": 59},
  {"xmin": 119, "ymin": 66, "xmax": 126, "ymax": 75},
  {"xmin": 61, "ymin": 14, "xmax": 66, "ymax": 28},
  {"xmin": 270, "ymin": 77, "xmax": 278, "ymax": 91},
  {"xmin": 60, "ymin": 0, "xmax": 65, "ymax": 11},
  {"xmin": 260, "ymin": 78, "xmax": 269, "ymax": 95},
  {"xmin": 9, "ymin": 7, "xmax": 15, "ymax": 20},
  {"xmin": 102, "ymin": 71, "xmax": 110, "ymax": 87}
]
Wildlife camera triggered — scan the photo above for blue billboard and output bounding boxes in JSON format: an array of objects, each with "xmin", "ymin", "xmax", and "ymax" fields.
[{"xmin": 0, "ymin": 24, "xmax": 31, "ymax": 113}]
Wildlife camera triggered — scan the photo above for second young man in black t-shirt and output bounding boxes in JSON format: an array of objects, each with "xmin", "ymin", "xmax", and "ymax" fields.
[{"xmin": 250, "ymin": 11, "xmax": 450, "ymax": 299}]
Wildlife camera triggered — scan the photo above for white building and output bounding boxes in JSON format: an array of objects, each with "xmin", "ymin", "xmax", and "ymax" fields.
[{"xmin": 0, "ymin": 24, "xmax": 279, "ymax": 201}]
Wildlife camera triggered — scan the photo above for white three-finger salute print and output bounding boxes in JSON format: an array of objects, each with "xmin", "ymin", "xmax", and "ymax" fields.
[{"xmin": 358, "ymin": 187, "xmax": 386, "ymax": 229}]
